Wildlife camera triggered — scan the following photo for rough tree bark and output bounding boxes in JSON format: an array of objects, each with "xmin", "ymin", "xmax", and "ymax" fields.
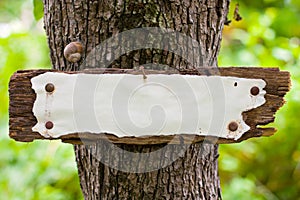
[{"xmin": 43, "ymin": 0, "xmax": 230, "ymax": 199}]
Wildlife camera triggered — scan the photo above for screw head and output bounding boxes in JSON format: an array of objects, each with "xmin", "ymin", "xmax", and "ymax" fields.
[
  {"xmin": 250, "ymin": 86, "xmax": 259, "ymax": 96},
  {"xmin": 228, "ymin": 121, "xmax": 238, "ymax": 132},
  {"xmin": 45, "ymin": 121, "xmax": 54, "ymax": 129},
  {"xmin": 45, "ymin": 83, "xmax": 55, "ymax": 93}
]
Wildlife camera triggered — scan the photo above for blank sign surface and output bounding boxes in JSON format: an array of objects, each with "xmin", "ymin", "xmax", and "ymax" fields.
[{"xmin": 31, "ymin": 72, "xmax": 266, "ymax": 140}]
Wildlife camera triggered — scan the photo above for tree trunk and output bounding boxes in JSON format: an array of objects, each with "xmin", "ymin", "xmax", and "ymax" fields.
[{"xmin": 43, "ymin": 0, "xmax": 229, "ymax": 199}]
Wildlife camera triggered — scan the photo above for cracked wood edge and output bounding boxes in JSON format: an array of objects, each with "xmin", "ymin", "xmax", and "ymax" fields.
[{"xmin": 8, "ymin": 67, "xmax": 290, "ymax": 144}]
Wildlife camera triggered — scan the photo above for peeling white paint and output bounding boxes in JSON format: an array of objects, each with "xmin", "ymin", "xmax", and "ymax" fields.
[{"xmin": 31, "ymin": 72, "xmax": 266, "ymax": 140}]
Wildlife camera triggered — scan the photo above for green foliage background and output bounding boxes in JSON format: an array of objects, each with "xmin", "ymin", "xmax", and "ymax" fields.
[
  {"xmin": 219, "ymin": 1, "xmax": 300, "ymax": 199},
  {"xmin": 0, "ymin": 0, "xmax": 299, "ymax": 199}
]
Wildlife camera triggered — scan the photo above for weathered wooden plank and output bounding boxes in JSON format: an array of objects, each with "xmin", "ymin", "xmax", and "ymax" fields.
[{"xmin": 9, "ymin": 67, "xmax": 290, "ymax": 144}]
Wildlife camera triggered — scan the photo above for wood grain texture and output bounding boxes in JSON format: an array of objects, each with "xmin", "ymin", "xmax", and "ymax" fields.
[{"xmin": 9, "ymin": 67, "xmax": 290, "ymax": 144}]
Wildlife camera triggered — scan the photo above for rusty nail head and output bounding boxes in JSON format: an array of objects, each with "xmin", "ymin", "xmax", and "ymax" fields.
[
  {"xmin": 45, "ymin": 83, "xmax": 55, "ymax": 93},
  {"xmin": 45, "ymin": 121, "xmax": 54, "ymax": 129},
  {"xmin": 250, "ymin": 86, "xmax": 259, "ymax": 96},
  {"xmin": 228, "ymin": 121, "xmax": 238, "ymax": 132}
]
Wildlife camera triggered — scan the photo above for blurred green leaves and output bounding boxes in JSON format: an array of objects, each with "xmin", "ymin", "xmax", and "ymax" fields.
[
  {"xmin": 0, "ymin": 0, "xmax": 83, "ymax": 199},
  {"xmin": 219, "ymin": 1, "xmax": 300, "ymax": 199},
  {"xmin": 0, "ymin": 138, "xmax": 82, "ymax": 200},
  {"xmin": 33, "ymin": 0, "xmax": 44, "ymax": 21},
  {"xmin": 220, "ymin": 0, "xmax": 300, "ymax": 67},
  {"xmin": 0, "ymin": 0, "xmax": 24, "ymax": 22}
]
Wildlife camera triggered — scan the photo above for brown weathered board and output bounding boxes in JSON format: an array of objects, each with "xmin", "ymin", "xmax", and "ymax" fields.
[{"xmin": 9, "ymin": 67, "xmax": 290, "ymax": 144}]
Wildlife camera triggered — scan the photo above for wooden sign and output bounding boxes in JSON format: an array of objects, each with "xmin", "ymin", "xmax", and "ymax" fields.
[{"xmin": 9, "ymin": 67, "xmax": 290, "ymax": 144}]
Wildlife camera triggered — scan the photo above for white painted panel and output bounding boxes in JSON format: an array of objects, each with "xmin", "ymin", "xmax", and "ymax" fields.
[{"xmin": 31, "ymin": 72, "xmax": 266, "ymax": 140}]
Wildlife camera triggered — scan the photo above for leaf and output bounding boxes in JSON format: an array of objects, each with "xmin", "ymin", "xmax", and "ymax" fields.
[{"xmin": 33, "ymin": 0, "xmax": 44, "ymax": 21}]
